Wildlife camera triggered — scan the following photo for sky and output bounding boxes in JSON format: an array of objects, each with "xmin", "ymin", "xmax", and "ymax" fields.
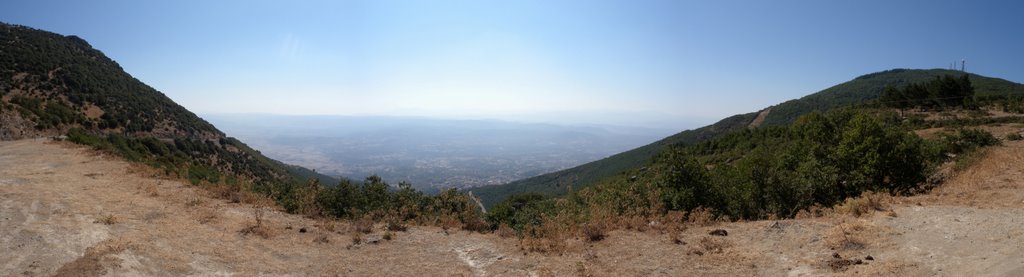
[{"xmin": 3, "ymin": 0, "xmax": 1023, "ymax": 130}]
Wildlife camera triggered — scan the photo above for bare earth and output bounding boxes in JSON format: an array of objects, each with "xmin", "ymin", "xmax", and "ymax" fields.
[{"xmin": 2, "ymin": 136, "xmax": 1024, "ymax": 276}]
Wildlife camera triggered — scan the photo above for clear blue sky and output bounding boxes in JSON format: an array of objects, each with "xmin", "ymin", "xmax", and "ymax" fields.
[{"xmin": 3, "ymin": 1, "xmax": 1022, "ymax": 129}]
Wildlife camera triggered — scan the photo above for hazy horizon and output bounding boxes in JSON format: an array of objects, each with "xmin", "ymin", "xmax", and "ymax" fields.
[{"xmin": 4, "ymin": 1, "xmax": 1024, "ymax": 130}]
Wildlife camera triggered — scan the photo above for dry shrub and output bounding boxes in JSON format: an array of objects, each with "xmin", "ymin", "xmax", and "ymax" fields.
[
  {"xmin": 575, "ymin": 261, "xmax": 594, "ymax": 277},
  {"xmin": 385, "ymin": 218, "xmax": 408, "ymax": 232},
  {"xmin": 193, "ymin": 207, "xmax": 218, "ymax": 224},
  {"xmin": 351, "ymin": 217, "xmax": 375, "ymax": 234},
  {"xmin": 351, "ymin": 233, "xmax": 363, "ymax": 245},
  {"xmin": 313, "ymin": 234, "xmax": 330, "ymax": 244},
  {"xmin": 211, "ymin": 184, "xmax": 242, "ymax": 203},
  {"xmin": 795, "ymin": 204, "xmax": 831, "ymax": 219},
  {"xmin": 581, "ymin": 222, "xmax": 607, "ymax": 242},
  {"xmin": 239, "ymin": 223, "xmax": 272, "ymax": 239},
  {"xmin": 239, "ymin": 191, "xmax": 266, "ymax": 205},
  {"xmin": 437, "ymin": 214, "xmax": 460, "ymax": 234},
  {"xmin": 692, "ymin": 236, "xmax": 730, "ymax": 255},
  {"xmin": 521, "ymin": 219, "xmax": 572, "ymax": 253},
  {"xmin": 94, "ymin": 214, "xmax": 117, "ymax": 225},
  {"xmin": 835, "ymin": 191, "xmax": 888, "ymax": 217},
  {"xmin": 184, "ymin": 194, "xmax": 203, "ymax": 208},
  {"xmin": 495, "ymin": 223, "xmax": 516, "ymax": 239},
  {"xmin": 825, "ymin": 220, "xmax": 873, "ymax": 250},
  {"xmin": 669, "ymin": 230, "xmax": 685, "ymax": 245},
  {"xmin": 462, "ymin": 218, "xmax": 491, "ymax": 233},
  {"xmin": 142, "ymin": 182, "xmax": 159, "ymax": 197},
  {"xmin": 53, "ymin": 238, "xmax": 134, "ymax": 277},
  {"xmin": 240, "ymin": 197, "xmax": 273, "ymax": 239},
  {"xmin": 621, "ymin": 215, "xmax": 649, "ymax": 232},
  {"xmin": 383, "ymin": 231, "xmax": 394, "ymax": 241},
  {"xmin": 296, "ymin": 181, "xmax": 323, "ymax": 218},
  {"xmin": 686, "ymin": 207, "xmax": 718, "ymax": 226},
  {"xmin": 322, "ymin": 220, "xmax": 338, "ymax": 233},
  {"xmin": 657, "ymin": 211, "xmax": 687, "ymax": 231},
  {"xmin": 659, "ymin": 211, "xmax": 689, "ymax": 244}
]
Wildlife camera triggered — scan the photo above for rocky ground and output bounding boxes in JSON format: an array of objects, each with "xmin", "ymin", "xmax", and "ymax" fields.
[{"xmin": 2, "ymin": 127, "xmax": 1023, "ymax": 276}]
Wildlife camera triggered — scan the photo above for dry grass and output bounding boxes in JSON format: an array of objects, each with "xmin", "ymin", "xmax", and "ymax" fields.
[
  {"xmin": 952, "ymin": 147, "xmax": 990, "ymax": 173},
  {"xmin": 184, "ymin": 194, "xmax": 203, "ymax": 208},
  {"xmin": 461, "ymin": 218, "xmax": 491, "ymax": 233},
  {"xmin": 141, "ymin": 182, "xmax": 159, "ymax": 197},
  {"xmin": 795, "ymin": 204, "xmax": 832, "ymax": 219},
  {"xmin": 192, "ymin": 206, "xmax": 218, "ymax": 224},
  {"xmin": 211, "ymin": 184, "xmax": 242, "ymax": 203},
  {"xmin": 834, "ymin": 191, "xmax": 888, "ymax": 217},
  {"xmin": 581, "ymin": 222, "xmax": 607, "ymax": 242},
  {"xmin": 686, "ymin": 207, "xmax": 719, "ymax": 226},
  {"xmin": 321, "ymin": 219, "xmax": 338, "ymax": 233},
  {"xmin": 825, "ymin": 219, "xmax": 874, "ymax": 251},
  {"xmin": 313, "ymin": 234, "xmax": 330, "ymax": 244},
  {"xmin": 689, "ymin": 236, "xmax": 731, "ymax": 255},
  {"xmin": 495, "ymin": 223, "xmax": 516, "ymax": 239},
  {"xmin": 520, "ymin": 219, "xmax": 571, "ymax": 253},
  {"xmin": 240, "ymin": 197, "xmax": 273, "ymax": 239},
  {"xmin": 53, "ymin": 239, "xmax": 134, "ymax": 277},
  {"xmin": 385, "ymin": 218, "xmax": 407, "ymax": 232},
  {"xmin": 94, "ymin": 214, "xmax": 117, "ymax": 225},
  {"xmin": 351, "ymin": 217, "xmax": 375, "ymax": 234},
  {"xmin": 351, "ymin": 233, "xmax": 363, "ymax": 245}
]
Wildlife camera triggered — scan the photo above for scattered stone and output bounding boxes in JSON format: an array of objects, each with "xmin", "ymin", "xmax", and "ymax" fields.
[
  {"xmin": 299, "ymin": 227, "xmax": 307, "ymax": 233},
  {"xmin": 709, "ymin": 229, "xmax": 728, "ymax": 236},
  {"xmin": 865, "ymin": 255, "xmax": 874, "ymax": 261},
  {"xmin": 833, "ymin": 252, "xmax": 842, "ymax": 259}
]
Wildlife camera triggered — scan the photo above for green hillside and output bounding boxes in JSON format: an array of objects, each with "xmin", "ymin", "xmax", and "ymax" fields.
[
  {"xmin": 471, "ymin": 68, "xmax": 1024, "ymax": 207},
  {"xmin": 0, "ymin": 23, "xmax": 337, "ymax": 192}
]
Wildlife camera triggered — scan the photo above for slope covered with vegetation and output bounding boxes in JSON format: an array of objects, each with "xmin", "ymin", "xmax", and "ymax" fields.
[
  {"xmin": 0, "ymin": 22, "xmax": 334, "ymax": 185},
  {"xmin": 471, "ymin": 68, "xmax": 1024, "ymax": 207},
  {"xmin": 0, "ymin": 23, "xmax": 491, "ymax": 229},
  {"xmin": 484, "ymin": 75, "xmax": 1018, "ymax": 241}
]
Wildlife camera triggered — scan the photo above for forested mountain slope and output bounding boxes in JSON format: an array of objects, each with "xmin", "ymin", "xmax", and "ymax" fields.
[
  {"xmin": 471, "ymin": 68, "xmax": 1024, "ymax": 207},
  {"xmin": 0, "ymin": 23, "xmax": 336, "ymax": 191}
]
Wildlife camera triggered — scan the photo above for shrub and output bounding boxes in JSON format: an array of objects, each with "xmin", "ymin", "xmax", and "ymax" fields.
[
  {"xmin": 834, "ymin": 191, "xmax": 886, "ymax": 217},
  {"xmin": 1006, "ymin": 132, "xmax": 1023, "ymax": 141},
  {"xmin": 581, "ymin": 222, "xmax": 607, "ymax": 242},
  {"xmin": 495, "ymin": 223, "xmax": 516, "ymax": 238},
  {"xmin": 351, "ymin": 218, "xmax": 374, "ymax": 234},
  {"xmin": 385, "ymin": 218, "xmax": 408, "ymax": 232}
]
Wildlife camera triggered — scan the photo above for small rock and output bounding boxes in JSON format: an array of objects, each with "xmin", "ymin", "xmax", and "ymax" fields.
[
  {"xmin": 865, "ymin": 255, "xmax": 874, "ymax": 261},
  {"xmin": 299, "ymin": 227, "xmax": 307, "ymax": 233},
  {"xmin": 708, "ymin": 229, "xmax": 728, "ymax": 236},
  {"xmin": 833, "ymin": 252, "xmax": 842, "ymax": 259}
]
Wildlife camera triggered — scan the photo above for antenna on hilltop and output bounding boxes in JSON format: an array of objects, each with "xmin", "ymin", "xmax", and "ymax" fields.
[{"xmin": 961, "ymin": 59, "xmax": 965, "ymax": 72}]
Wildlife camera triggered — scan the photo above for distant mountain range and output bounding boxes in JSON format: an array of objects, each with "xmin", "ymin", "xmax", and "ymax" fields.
[{"xmin": 469, "ymin": 68, "xmax": 1024, "ymax": 207}]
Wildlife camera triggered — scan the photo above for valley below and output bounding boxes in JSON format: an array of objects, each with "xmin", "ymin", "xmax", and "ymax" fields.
[
  {"xmin": 3, "ymin": 124, "xmax": 1023, "ymax": 276},
  {"xmin": 204, "ymin": 114, "xmax": 670, "ymax": 190}
]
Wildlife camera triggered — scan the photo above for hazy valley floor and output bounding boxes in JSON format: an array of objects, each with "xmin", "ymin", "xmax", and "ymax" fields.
[{"xmin": 2, "ymin": 137, "xmax": 1024, "ymax": 276}]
